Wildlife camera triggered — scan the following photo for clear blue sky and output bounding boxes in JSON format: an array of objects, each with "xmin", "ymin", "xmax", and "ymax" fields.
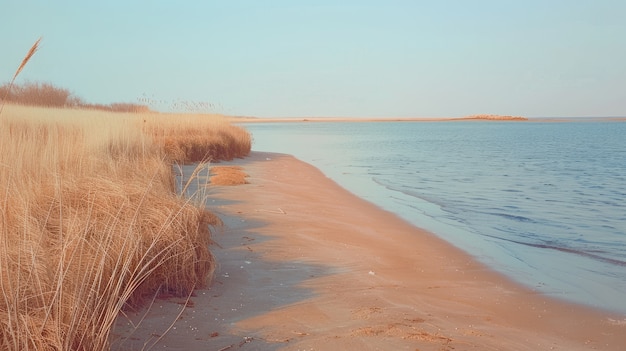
[{"xmin": 2, "ymin": 1, "xmax": 625, "ymax": 117}]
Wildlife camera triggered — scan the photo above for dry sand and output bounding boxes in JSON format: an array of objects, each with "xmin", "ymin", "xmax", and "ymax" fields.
[{"xmin": 112, "ymin": 151, "xmax": 626, "ymax": 351}]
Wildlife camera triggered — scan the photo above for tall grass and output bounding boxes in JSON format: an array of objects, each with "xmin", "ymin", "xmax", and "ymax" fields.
[
  {"xmin": 143, "ymin": 112, "xmax": 252, "ymax": 163},
  {"xmin": 0, "ymin": 104, "xmax": 250, "ymax": 350}
]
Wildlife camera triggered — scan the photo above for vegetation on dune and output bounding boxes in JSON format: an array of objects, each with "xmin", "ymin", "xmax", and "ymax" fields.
[
  {"xmin": 0, "ymin": 38, "xmax": 251, "ymax": 350},
  {"xmin": 0, "ymin": 39, "xmax": 145, "ymax": 113},
  {"xmin": 0, "ymin": 104, "xmax": 251, "ymax": 350},
  {"xmin": 0, "ymin": 82, "xmax": 151, "ymax": 113},
  {"xmin": 143, "ymin": 113, "xmax": 252, "ymax": 163},
  {"xmin": 0, "ymin": 78, "xmax": 250, "ymax": 164}
]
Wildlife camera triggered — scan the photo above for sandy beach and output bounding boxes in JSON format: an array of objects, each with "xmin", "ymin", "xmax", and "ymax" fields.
[{"xmin": 112, "ymin": 151, "xmax": 626, "ymax": 351}]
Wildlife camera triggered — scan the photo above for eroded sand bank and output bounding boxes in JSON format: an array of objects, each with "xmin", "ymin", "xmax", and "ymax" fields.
[{"xmin": 112, "ymin": 151, "xmax": 626, "ymax": 351}]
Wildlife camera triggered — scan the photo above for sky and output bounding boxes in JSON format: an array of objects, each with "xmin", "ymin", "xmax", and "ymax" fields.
[{"xmin": 2, "ymin": 1, "xmax": 625, "ymax": 118}]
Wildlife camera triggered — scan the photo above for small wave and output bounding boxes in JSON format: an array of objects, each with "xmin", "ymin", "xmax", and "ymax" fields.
[
  {"xmin": 371, "ymin": 176, "xmax": 388, "ymax": 187},
  {"xmin": 484, "ymin": 212, "xmax": 535, "ymax": 223},
  {"xmin": 373, "ymin": 177, "xmax": 437, "ymax": 200},
  {"xmin": 482, "ymin": 234, "xmax": 626, "ymax": 267}
]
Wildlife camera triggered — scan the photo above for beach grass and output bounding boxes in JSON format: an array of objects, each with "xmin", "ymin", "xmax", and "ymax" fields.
[
  {"xmin": 142, "ymin": 112, "xmax": 251, "ymax": 163},
  {"xmin": 209, "ymin": 166, "xmax": 249, "ymax": 186},
  {"xmin": 0, "ymin": 104, "xmax": 250, "ymax": 350}
]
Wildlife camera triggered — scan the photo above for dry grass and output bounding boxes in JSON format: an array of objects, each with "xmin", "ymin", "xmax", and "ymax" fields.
[
  {"xmin": 0, "ymin": 81, "xmax": 152, "ymax": 112},
  {"xmin": 0, "ymin": 37, "xmax": 41, "ymax": 115},
  {"xmin": 142, "ymin": 112, "xmax": 251, "ymax": 163},
  {"xmin": 0, "ymin": 104, "xmax": 250, "ymax": 350},
  {"xmin": 209, "ymin": 166, "xmax": 249, "ymax": 186}
]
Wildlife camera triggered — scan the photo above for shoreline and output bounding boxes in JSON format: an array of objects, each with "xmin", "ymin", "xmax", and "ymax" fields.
[
  {"xmin": 227, "ymin": 116, "xmax": 528, "ymax": 123},
  {"xmin": 112, "ymin": 151, "xmax": 626, "ymax": 350},
  {"xmin": 227, "ymin": 116, "xmax": 626, "ymax": 123}
]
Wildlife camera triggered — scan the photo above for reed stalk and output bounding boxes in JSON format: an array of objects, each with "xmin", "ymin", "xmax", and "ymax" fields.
[{"xmin": 0, "ymin": 37, "xmax": 41, "ymax": 116}]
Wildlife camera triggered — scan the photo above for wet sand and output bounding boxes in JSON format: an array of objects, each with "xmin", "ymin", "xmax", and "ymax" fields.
[{"xmin": 112, "ymin": 151, "xmax": 626, "ymax": 350}]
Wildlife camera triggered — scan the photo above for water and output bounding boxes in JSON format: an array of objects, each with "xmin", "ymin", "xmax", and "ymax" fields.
[{"xmin": 243, "ymin": 121, "xmax": 626, "ymax": 314}]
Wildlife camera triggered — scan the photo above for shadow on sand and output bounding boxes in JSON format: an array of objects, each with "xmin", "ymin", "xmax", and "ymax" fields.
[{"xmin": 111, "ymin": 157, "xmax": 333, "ymax": 351}]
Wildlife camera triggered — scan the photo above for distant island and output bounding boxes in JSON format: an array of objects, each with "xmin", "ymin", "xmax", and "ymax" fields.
[
  {"xmin": 458, "ymin": 115, "xmax": 528, "ymax": 121},
  {"xmin": 459, "ymin": 114, "xmax": 528, "ymax": 121}
]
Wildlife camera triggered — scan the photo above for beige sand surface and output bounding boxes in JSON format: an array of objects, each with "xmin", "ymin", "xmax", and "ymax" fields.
[{"xmin": 112, "ymin": 151, "xmax": 626, "ymax": 351}]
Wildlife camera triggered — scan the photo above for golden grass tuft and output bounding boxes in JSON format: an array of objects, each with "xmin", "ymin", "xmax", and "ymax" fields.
[
  {"xmin": 209, "ymin": 166, "xmax": 249, "ymax": 186},
  {"xmin": 142, "ymin": 113, "xmax": 251, "ymax": 163},
  {"xmin": 0, "ymin": 104, "xmax": 249, "ymax": 350}
]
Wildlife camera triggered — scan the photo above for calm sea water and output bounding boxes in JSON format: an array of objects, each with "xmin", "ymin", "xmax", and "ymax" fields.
[{"xmin": 243, "ymin": 121, "xmax": 626, "ymax": 314}]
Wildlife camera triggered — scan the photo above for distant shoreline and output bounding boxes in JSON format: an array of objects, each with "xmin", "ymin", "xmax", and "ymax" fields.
[
  {"xmin": 228, "ymin": 115, "xmax": 528, "ymax": 123},
  {"xmin": 228, "ymin": 115, "xmax": 626, "ymax": 123}
]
